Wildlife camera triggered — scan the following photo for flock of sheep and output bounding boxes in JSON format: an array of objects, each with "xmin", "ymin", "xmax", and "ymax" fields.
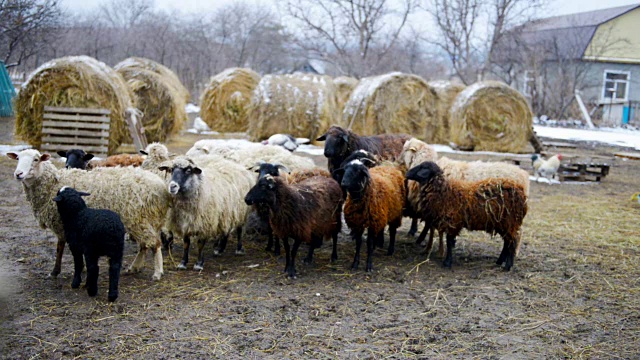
[{"xmin": 7, "ymin": 125, "xmax": 530, "ymax": 302}]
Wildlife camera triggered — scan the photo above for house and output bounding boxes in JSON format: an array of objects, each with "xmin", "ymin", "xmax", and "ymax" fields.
[{"xmin": 493, "ymin": 4, "xmax": 640, "ymax": 126}]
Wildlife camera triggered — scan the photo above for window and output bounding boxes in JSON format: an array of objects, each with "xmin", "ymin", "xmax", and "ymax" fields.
[{"xmin": 602, "ymin": 70, "xmax": 630, "ymax": 102}]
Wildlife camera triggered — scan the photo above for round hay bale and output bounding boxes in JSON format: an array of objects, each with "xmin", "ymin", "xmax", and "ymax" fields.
[
  {"xmin": 450, "ymin": 81, "xmax": 532, "ymax": 152},
  {"xmin": 247, "ymin": 74, "xmax": 339, "ymax": 141},
  {"xmin": 116, "ymin": 66, "xmax": 187, "ymax": 142},
  {"xmin": 334, "ymin": 76, "xmax": 358, "ymax": 113},
  {"xmin": 15, "ymin": 56, "xmax": 134, "ymax": 154},
  {"xmin": 427, "ymin": 80, "xmax": 465, "ymax": 144},
  {"xmin": 199, "ymin": 68, "xmax": 260, "ymax": 132},
  {"xmin": 115, "ymin": 57, "xmax": 190, "ymax": 102},
  {"xmin": 341, "ymin": 72, "xmax": 436, "ymax": 137}
]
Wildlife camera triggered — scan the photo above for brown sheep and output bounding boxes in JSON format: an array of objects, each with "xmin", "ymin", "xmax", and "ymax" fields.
[
  {"xmin": 316, "ymin": 125, "xmax": 411, "ymax": 173},
  {"xmin": 406, "ymin": 161, "xmax": 528, "ymax": 271},
  {"xmin": 244, "ymin": 175, "xmax": 343, "ymax": 278},
  {"xmin": 335, "ymin": 159, "xmax": 406, "ymax": 272},
  {"xmin": 88, "ymin": 153, "xmax": 145, "ymax": 169}
]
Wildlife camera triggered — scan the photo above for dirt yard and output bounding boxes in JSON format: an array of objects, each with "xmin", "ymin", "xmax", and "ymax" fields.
[{"xmin": 1, "ymin": 124, "xmax": 639, "ymax": 359}]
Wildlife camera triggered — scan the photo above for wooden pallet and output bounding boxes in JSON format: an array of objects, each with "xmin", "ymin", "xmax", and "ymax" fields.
[
  {"xmin": 41, "ymin": 106, "xmax": 110, "ymax": 157},
  {"xmin": 557, "ymin": 162, "xmax": 610, "ymax": 182}
]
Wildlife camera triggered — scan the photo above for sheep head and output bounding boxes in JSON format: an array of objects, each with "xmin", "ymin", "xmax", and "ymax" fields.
[
  {"xmin": 316, "ymin": 125, "xmax": 350, "ymax": 158},
  {"xmin": 405, "ymin": 161, "xmax": 443, "ymax": 184},
  {"xmin": 53, "ymin": 186, "xmax": 90, "ymax": 215},
  {"xmin": 57, "ymin": 149, "xmax": 94, "ymax": 169},
  {"xmin": 7, "ymin": 149, "xmax": 51, "ymax": 184},
  {"xmin": 160, "ymin": 157, "xmax": 202, "ymax": 196},
  {"xmin": 335, "ymin": 158, "xmax": 375, "ymax": 199},
  {"xmin": 245, "ymin": 174, "xmax": 278, "ymax": 207}
]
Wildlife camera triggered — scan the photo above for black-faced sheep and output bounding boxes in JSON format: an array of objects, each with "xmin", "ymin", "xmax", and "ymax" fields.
[
  {"xmin": 244, "ymin": 174, "xmax": 343, "ymax": 278},
  {"xmin": 54, "ymin": 187, "xmax": 125, "ymax": 302},
  {"xmin": 159, "ymin": 156, "xmax": 254, "ymax": 270},
  {"xmin": 8, "ymin": 149, "xmax": 169, "ymax": 280},
  {"xmin": 316, "ymin": 125, "xmax": 411, "ymax": 173},
  {"xmin": 57, "ymin": 149, "xmax": 94, "ymax": 169},
  {"xmin": 333, "ymin": 159, "xmax": 406, "ymax": 272},
  {"xmin": 406, "ymin": 161, "xmax": 528, "ymax": 271}
]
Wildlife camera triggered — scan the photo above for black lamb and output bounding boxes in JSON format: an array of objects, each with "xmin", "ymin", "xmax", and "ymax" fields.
[{"xmin": 53, "ymin": 186, "xmax": 125, "ymax": 302}]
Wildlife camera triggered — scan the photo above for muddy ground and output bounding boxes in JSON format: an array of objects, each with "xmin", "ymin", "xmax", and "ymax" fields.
[{"xmin": 0, "ymin": 122, "xmax": 639, "ymax": 359}]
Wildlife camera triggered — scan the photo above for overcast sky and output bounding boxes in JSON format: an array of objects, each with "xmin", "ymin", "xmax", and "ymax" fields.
[{"xmin": 61, "ymin": 0, "xmax": 640, "ymax": 17}]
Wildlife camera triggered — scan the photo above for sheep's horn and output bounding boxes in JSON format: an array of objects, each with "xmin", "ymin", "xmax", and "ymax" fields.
[{"xmin": 275, "ymin": 164, "xmax": 291, "ymax": 174}]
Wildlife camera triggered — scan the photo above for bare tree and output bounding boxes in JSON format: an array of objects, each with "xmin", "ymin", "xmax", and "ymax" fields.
[
  {"xmin": 0, "ymin": 0, "xmax": 62, "ymax": 67},
  {"xmin": 286, "ymin": 0, "xmax": 418, "ymax": 77}
]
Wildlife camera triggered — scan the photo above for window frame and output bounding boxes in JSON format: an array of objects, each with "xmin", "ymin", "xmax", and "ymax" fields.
[{"xmin": 601, "ymin": 69, "xmax": 630, "ymax": 103}]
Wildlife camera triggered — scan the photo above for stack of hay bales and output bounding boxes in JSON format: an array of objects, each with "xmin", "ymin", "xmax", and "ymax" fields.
[
  {"xmin": 115, "ymin": 59, "xmax": 188, "ymax": 142},
  {"xmin": 334, "ymin": 76, "xmax": 358, "ymax": 113},
  {"xmin": 426, "ymin": 80, "xmax": 465, "ymax": 144},
  {"xmin": 199, "ymin": 68, "xmax": 260, "ymax": 132},
  {"xmin": 114, "ymin": 57, "xmax": 190, "ymax": 102},
  {"xmin": 449, "ymin": 81, "xmax": 532, "ymax": 152},
  {"xmin": 247, "ymin": 74, "xmax": 339, "ymax": 141},
  {"xmin": 15, "ymin": 56, "xmax": 134, "ymax": 154},
  {"xmin": 342, "ymin": 72, "xmax": 436, "ymax": 137}
]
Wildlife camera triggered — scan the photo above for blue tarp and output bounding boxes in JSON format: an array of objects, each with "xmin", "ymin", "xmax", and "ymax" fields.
[{"xmin": 0, "ymin": 61, "xmax": 16, "ymax": 117}]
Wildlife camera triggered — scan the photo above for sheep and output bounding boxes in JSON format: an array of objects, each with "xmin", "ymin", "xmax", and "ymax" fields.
[
  {"xmin": 54, "ymin": 187, "xmax": 125, "ymax": 302},
  {"xmin": 57, "ymin": 149, "xmax": 94, "ymax": 169},
  {"xmin": 8, "ymin": 149, "xmax": 170, "ymax": 280},
  {"xmin": 88, "ymin": 153, "xmax": 145, "ymax": 169},
  {"xmin": 436, "ymin": 157, "xmax": 530, "ymax": 196},
  {"xmin": 406, "ymin": 161, "xmax": 528, "ymax": 271},
  {"xmin": 333, "ymin": 159, "xmax": 406, "ymax": 272},
  {"xmin": 316, "ymin": 125, "xmax": 411, "ymax": 173},
  {"xmin": 397, "ymin": 138, "xmax": 439, "ymax": 239},
  {"xmin": 244, "ymin": 174, "xmax": 343, "ymax": 278},
  {"xmin": 159, "ymin": 155, "xmax": 254, "ymax": 270},
  {"xmin": 251, "ymin": 162, "xmax": 331, "ymax": 255},
  {"xmin": 187, "ymin": 140, "xmax": 316, "ymax": 171}
]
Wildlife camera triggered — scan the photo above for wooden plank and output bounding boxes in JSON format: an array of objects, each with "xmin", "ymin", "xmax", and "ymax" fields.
[
  {"xmin": 614, "ymin": 152, "xmax": 640, "ymax": 160},
  {"xmin": 125, "ymin": 109, "xmax": 147, "ymax": 151},
  {"xmin": 42, "ymin": 144, "xmax": 108, "ymax": 154},
  {"xmin": 43, "ymin": 120, "xmax": 109, "ymax": 131},
  {"xmin": 42, "ymin": 128, "xmax": 109, "ymax": 138},
  {"xmin": 42, "ymin": 136, "xmax": 109, "ymax": 146},
  {"xmin": 43, "ymin": 113, "xmax": 110, "ymax": 123},
  {"xmin": 44, "ymin": 106, "xmax": 110, "ymax": 115},
  {"xmin": 542, "ymin": 141, "xmax": 577, "ymax": 149}
]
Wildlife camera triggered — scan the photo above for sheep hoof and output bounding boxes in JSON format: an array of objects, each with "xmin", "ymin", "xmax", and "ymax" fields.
[
  {"xmin": 330, "ymin": 256, "xmax": 338, "ymax": 263},
  {"xmin": 71, "ymin": 278, "xmax": 81, "ymax": 289},
  {"xmin": 193, "ymin": 264, "xmax": 204, "ymax": 271},
  {"xmin": 48, "ymin": 271, "xmax": 60, "ymax": 278},
  {"xmin": 108, "ymin": 294, "xmax": 118, "ymax": 302},
  {"xmin": 443, "ymin": 260, "xmax": 452, "ymax": 268},
  {"xmin": 213, "ymin": 249, "xmax": 222, "ymax": 256},
  {"xmin": 152, "ymin": 273, "xmax": 162, "ymax": 281},
  {"xmin": 177, "ymin": 263, "xmax": 187, "ymax": 270},
  {"xmin": 87, "ymin": 287, "xmax": 98, "ymax": 297},
  {"xmin": 235, "ymin": 249, "xmax": 246, "ymax": 255},
  {"xmin": 303, "ymin": 257, "xmax": 312, "ymax": 265},
  {"xmin": 365, "ymin": 266, "xmax": 373, "ymax": 273}
]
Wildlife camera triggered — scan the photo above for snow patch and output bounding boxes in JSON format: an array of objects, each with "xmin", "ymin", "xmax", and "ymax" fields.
[
  {"xmin": 185, "ymin": 103, "xmax": 200, "ymax": 113},
  {"xmin": 296, "ymin": 144, "xmax": 324, "ymax": 156},
  {"xmin": 534, "ymin": 125, "xmax": 640, "ymax": 150}
]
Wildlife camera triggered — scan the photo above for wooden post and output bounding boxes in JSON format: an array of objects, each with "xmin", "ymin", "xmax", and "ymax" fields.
[
  {"xmin": 125, "ymin": 108, "xmax": 148, "ymax": 151},
  {"xmin": 575, "ymin": 91, "xmax": 595, "ymax": 129}
]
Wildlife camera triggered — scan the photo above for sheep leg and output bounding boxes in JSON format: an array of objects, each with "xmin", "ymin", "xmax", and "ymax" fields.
[
  {"xmin": 409, "ymin": 218, "xmax": 419, "ymax": 239},
  {"xmin": 178, "ymin": 235, "xmax": 190, "ymax": 270},
  {"xmin": 499, "ymin": 233, "xmax": 517, "ymax": 271},
  {"xmin": 84, "ymin": 254, "xmax": 99, "ymax": 297},
  {"xmin": 51, "ymin": 238, "xmax": 66, "ymax": 278},
  {"xmin": 161, "ymin": 230, "xmax": 173, "ymax": 251},
  {"xmin": 108, "ymin": 257, "xmax": 122, "ymax": 302},
  {"xmin": 289, "ymin": 238, "xmax": 302, "ymax": 279},
  {"xmin": 282, "ymin": 237, "xmax": 291, "ymax": 274},
  {"xmin": 273, "ymin": 236, "xmax": 281, "ymax": 256},
  {"xmin": 351, "ymin": 231, "xmax": 364, "ymax": 271},
  {"xmin": 266, "ymin": 230, "xmax": 274, "ymax": 252},
  {"xmin": 365, "ymin": 230, "xmax": 376, "ymax": 272},
  {"xmin": 235, "ymin": 226, "xmax": 245, "ymax": 255},
  {"xmin": 331, "ymin": 232, "xmax": 339, "ymax": 263},
  {"xmin": 387, "ymin": 221, "xmax": 400, "ymax": 256},
  {"xmin": 303, "ymin": 244, "xmax": 314, "ymax": 264},
  {"xmin": 443, "ymin": 234, "xmax": 457, "ymax": 269},
  {"xmin": 194, "ymin": 237, "xmax": 206, "ymax": 271},
  {"xmin": 214, "ymin": 233, "xmax": 229, "ymax": 256},
  {"xmin": 70, "ymin": 248, "xmax": 84, "ymax": 289},
  {"xmin": 438, "ymin": 231, "xmax": 445, "ymax": 258},
  {"xmin": 152, "ymin": 245, "xmax": 164, "ymax": 281},
  {"xmin": 375, "ymin": 231, "xmax": 384, "ymax": 249}
]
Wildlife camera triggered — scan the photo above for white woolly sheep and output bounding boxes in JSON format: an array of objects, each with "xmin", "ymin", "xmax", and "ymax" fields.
[
  {"xmin": 8, "ymin": 149, "xmax": 170, "ymax": 281},
  {"xmin": 159, "ymin": 155, "xmax": 255, "ymax": 270}
]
